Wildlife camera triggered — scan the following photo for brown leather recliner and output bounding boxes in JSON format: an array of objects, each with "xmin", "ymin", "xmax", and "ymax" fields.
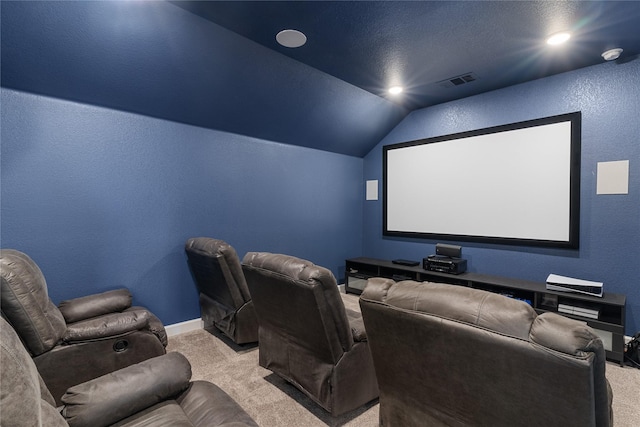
[
  {"xmin": 360, "ymin": 278, "xmax": 614, "ymax": 427},
  {"xmin": 242, "ymin": 252, "xmax": 379, "ymax": 416},
  {"xmin": 185, "ymin": 238, "xmax": 258, "ymax": 344},
  {"xmin": 0, "ymin": 316, "xmax": 258, "ymax": 427},
  {"xmin": 0, "ymin": 249, "xmax": 168, "ymax": 404}
]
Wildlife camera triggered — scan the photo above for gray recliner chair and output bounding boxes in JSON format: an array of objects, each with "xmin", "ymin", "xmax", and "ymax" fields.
[
  {"xmin": 360, "ymin": 278, "xmax": 613, "ymax": 427},
  {"xmin": 185, "ymin": 238, "xmax": 258, "ymax": 344},
  {"xmin": 242, "ymin": 252, "xmax": 379, "ymax": 416},
  {"xmin": 0, "ymin": 249, "xmax": 168, "ymax": 404},
  {"xmin": 0, "ymin": 316, "xmax": 258, "ymax": 427}
]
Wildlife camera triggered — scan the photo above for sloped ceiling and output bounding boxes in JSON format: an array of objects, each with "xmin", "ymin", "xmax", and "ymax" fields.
[
  {"xmin": 2, "ymin": 1, "xmax": 639, "ymax": 157},
  {"xmin": 174, "ymin": 1, "xmax": 640, "ymax": 109}
]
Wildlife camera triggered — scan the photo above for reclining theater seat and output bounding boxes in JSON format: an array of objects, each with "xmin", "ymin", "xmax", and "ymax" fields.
[
  {"xmin": 0, "ymin": 249, "xmax": 168, "ymax": 405},
  {"xmin": 360, "ymin": 278, "xmax": 613, "ymax": 427},
  {"xmin": 185, "ymin": 237, "xmax": 258, "ymax": 344},
  {"xmin": 242, "ymin": 252, "xmax": 379, "ymax": 416},
  {"xmin": 0, "ymin": 316, "xmax": 259, "ymax": 427}
]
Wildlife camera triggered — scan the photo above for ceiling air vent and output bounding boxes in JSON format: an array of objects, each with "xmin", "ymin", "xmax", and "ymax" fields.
[{"xmin": 438, "ymin": 73, "xmax": 478, "ymax": 88}]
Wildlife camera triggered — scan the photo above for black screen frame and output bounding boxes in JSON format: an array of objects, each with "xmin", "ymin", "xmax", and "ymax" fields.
[{"xmin": 382, "ymin": 112, "xmax": 581, "ymax": 249}]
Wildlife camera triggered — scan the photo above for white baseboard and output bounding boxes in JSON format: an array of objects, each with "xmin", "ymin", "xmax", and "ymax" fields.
[{"xmin": 165, "ymin": 318, "xmax": 204, "ymax": 337}]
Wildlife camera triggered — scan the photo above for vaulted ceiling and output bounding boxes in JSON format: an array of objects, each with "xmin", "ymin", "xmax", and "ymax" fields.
[{"xmin": 2, "ymin": 1, "xmax": 639, "ymax": 157}]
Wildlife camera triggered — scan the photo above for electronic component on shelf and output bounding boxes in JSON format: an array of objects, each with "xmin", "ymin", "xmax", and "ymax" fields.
[
  {"xmin": 558, "ymin": 303, "xmax": 600, "ymax": 320},
  {"xmin": 392, "ymin": 259, "xmax": 420, "ymax": 266},
  {"xmin": 423, "ymin": 255, "xmax": 467, "ymax": 275},
  {"xmin": 435, "ymin": 243, "xmax": 462, "ymax": 258},
  {"xmin": 546, "ymin": 274, "xmax": 603, "ymax": 297}
]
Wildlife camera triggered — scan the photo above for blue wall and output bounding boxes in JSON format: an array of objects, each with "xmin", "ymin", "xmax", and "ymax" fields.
[
  {"xmin": 363, "ymin": 59, "xmax": 639, "ymax": 335},
  {"xmin": 2, "ymin": 60, "xmax": 638, "ymax": 335},
  {"xmin": 0, "ymin": 0, "xmax": 406, "ymax": 158},
  {"xmin": 1, "ymin": 88, "xmax": 364, "ymax": 325}
]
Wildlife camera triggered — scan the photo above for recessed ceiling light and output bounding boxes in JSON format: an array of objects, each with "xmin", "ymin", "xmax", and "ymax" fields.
[
  {"xmin": 546, "ymin": 32, "xmax": 571, "ymax": 46},
  {"xmin": 276, "ymin": 29, "xmax": 307, "ymax": 48},
  {"xmin": 602, "ymin": 48, "xmax": 623, "ymax": 61},
  {"xmin": 388, "ymin": 86, "xmax": 403, "ymax": 95}
]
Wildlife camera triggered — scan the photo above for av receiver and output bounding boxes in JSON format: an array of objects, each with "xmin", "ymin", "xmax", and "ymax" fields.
[{"xmin": 423, "ymin": 255, "xmax": 467, "ymax": 275}]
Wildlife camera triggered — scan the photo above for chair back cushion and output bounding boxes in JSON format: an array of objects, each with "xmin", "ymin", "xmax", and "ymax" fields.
[
  {"xmin": 380, "ymin": 279, "xmax": 537, "ymax": 338},
  {"xmin": 0, "ymin": 249, "xmax": 66, "ymax": 355},
  {"xmin": 185, "ymin": 238, "xmax": 250, "ymax": 310},
  {"xmin": 360, "ymin": 278, "xmax": 612, "ymax": 427},
  {"xmin": 0, "ymin": 316, "xmax": 68, "ymax": 426},
  {"xmin": 242, "ymin": 252, "xmax": 353, "ymax": 363}
]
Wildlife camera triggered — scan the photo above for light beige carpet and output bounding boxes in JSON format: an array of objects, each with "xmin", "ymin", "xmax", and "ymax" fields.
[{"xmin": 168, "ymin": 292, "xmax": 640, "ymax": 427}]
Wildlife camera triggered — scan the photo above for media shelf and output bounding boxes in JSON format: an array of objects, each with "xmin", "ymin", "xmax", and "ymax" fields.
[{"xmin": 345, "ymin": 257, "xmax": 626, "ymax": 365}]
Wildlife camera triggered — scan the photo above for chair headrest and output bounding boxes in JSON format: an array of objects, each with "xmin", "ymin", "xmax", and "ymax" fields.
[
  {"xmin": 242, "ymin": 252, "xmax": 336, "ymax": 287},
  {"xmin": 185, "ymin": 237, "xmax": 234, "ymax": 257},
  {"xmin": 0, "ymin": 249, "xmax": 67, "ymax": 355},
  {"xmin": 184, "ymin": 238, "xmax": 251, "ymax": 306},
  {"xmin": 362, "ymin": 279, "xmax": 537, "ymax": 340}
]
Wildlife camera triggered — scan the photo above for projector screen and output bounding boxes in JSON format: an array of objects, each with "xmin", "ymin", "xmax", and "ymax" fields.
[{"xmin": 383, "ymin": 112, "xmax": 581, "ymax": 248}]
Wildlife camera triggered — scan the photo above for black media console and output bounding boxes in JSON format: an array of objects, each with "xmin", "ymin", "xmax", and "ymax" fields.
[{"xmin": 345, "ymin": 257, "xmax": 627, "ymax": 365}]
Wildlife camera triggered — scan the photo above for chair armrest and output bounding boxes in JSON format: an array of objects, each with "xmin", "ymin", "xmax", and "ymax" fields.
[
  {"xmin": 61, "ymin": 352, "xmax": 192, "ymax": 427},
  {"xmin": 360, "ymin": 277, "xmax": 395, "ymax": 302},
  {"xmin": 530, "ymin": 312, "xmax": 612, "ymax": 427},
  {"xmin": 344, "ymin": 307, "xmax": 368, "ymax": 342},
  {"xmin": 529, "ymin": 312, "xmax": 601, "ymax": 356},
  {"xmin": 127, "ymin": 306, "xmax": 168, "ymax": 347},
  {"xmin": 63, "ymin": 310, "xmax": 149, "ymax": 342},
  {"xmin": 58, "ymin": 289, "xmax": 132, "ymax": 323}
]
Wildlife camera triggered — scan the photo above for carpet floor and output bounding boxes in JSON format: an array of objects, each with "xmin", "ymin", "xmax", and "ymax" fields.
[{"xmin": 167, "ymin": 292, "xmax": 640, "ymax": 427}]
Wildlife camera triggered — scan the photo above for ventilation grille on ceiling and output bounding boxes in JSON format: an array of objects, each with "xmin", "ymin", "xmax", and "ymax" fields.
[{"xmin": 438, "ymin": 73, "xmax": 478, "ymax": 88}]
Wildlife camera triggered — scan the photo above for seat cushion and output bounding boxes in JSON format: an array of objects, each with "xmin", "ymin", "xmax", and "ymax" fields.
[
  {"xmin": 176, "ymin": 381, "xmax": 258, "ymax": 426},
  {"xmin": 111, "ymin": 401, "xmax": 194, "ymax": 427}
]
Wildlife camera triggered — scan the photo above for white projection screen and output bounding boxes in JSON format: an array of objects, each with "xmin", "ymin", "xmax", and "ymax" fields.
[{"xmin": 383, "ymin": 112, "xmax": 581, "ymax": 248}]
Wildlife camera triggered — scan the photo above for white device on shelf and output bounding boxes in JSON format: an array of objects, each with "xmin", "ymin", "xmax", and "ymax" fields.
[
  {"xmin": 546, "ymin": 274, "xmax": 603, "ymax": 297},
  {"xmin": 557, "ymin": 303, "xmax": 600, "ymax": 319}
]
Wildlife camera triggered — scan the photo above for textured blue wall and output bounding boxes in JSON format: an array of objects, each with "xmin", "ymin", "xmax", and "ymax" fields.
[
  {"xmin": 1, "ymin": 0, "xmax": 406, "ymax": 157},
  {"xmin": 1, "ymin": 88, "xmax": 364, "ymax": 325},
  {"xmin": 363, "ymin": 59, "xmax": 639, "ymax": 335}
]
